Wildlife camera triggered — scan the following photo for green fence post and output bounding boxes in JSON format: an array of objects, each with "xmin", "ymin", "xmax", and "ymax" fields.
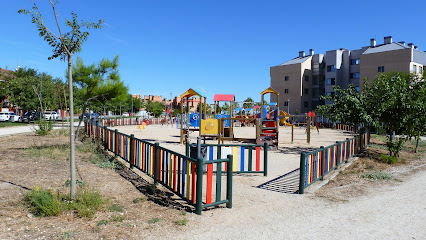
[
  {"xmin": 248, "ymin": 146, "xmax": 253, "ymax": 172},
  {"xmin": 345, "ymin": 138, "xmax": 350, "ymax": 162},
  {"xmin": 226, "ymin": 154, "xmax": 233, "ymax": 208},
  {"xmin": 185, "ymin": 141, "xmax": 190, "ymax": 157},
  {"xmin": 103, "ymin": 126, "xmax": 107, "ymax": 150},
  {"xmin": 299, "ymin": 152, "xmax": 306, "ymax": 194},
  {"xmin": 336, "ymin": 141, "xmax": 341, "ymax": 167},
  {"xmin": 263, "ymin": 142, "xmax": 268, "ymax": 176},
  {"xmin": 130, "ymin": 134, "xmax": 134, "ymax": 169},
  {"xmin": 154, "ymin": 143, "xmax": 160, "ymax": 185},
  {"xmin": 114, "ymin": 129, "xmax": 118, "ymax": 156},
  {"xmin": 195, "ymin": 157, "xmax": 204, "ymax": 215},
  {"xmin": 320, "ymin": 146, "xmax": 325, "ymax": 180}
]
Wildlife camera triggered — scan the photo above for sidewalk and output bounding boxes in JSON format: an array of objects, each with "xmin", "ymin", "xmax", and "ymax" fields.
[{"xmin": 0, "ymin": 123, "xmax": 78, "ymax": 137}]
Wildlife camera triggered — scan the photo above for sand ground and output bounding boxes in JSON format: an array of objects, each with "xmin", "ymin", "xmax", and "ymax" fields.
[{"xmin": 112, "ymin": 124, "xmax": 426, "ymax": 239}]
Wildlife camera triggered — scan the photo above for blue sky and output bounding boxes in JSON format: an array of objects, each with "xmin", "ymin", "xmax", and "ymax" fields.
[{"xmin": 1, "ymin": 0, "xmax": 425, "ymax": 103}]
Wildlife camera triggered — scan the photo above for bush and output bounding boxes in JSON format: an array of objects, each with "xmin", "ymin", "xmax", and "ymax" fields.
[
  {"xmin": 24, "ymin": 187, "xmax": 61, "ymax": 216},
  {"xmin": 360, "ymin": 171, "xmax": 392, "ymax": 180},
  {"xmin": 73, "ymin": 187, "xmax": 105, "ymax": 218},
  {"xmin": 386, "ymin": 137, "xmax": 405, "ymax": 157},
  {"xmin": 33, "ymin": 119, "xmax": 53, "ymax": 136},
  {"xmin": 380, "ymin": 154, "xmax": 398, "ymax": 164}
]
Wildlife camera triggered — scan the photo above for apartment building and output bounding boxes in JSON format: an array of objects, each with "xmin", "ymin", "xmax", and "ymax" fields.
[{"xmin": 270, "ymin": 36, "xmax": 426, "ymax": 114}]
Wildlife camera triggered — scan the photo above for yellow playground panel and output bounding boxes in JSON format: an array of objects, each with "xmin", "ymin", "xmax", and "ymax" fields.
[{"xmin": 200, "ymin": 118, "xmax": 219, "ymax": 135}]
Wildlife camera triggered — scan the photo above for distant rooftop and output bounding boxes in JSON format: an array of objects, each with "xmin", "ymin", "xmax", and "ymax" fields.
[
  {"xmin": 362, "ymin": 42, "xmax": 410, "ymax": 55},
  {"xmin": 277, "ymin": 55, "xmax": 311, "ymax": 66}
]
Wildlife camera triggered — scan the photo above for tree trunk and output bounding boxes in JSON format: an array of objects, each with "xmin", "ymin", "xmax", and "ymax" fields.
[
  {"xmin": 416, "ymin": 138, "xmax": 419, "ymax": 154},
  {"xmin": 68, "ymin": 55, "xmax": 76, "ymax": 199}
]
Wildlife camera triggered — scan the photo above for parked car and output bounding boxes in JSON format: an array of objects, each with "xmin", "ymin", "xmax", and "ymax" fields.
[
  {"xmin": 122, "ymin": 112, "xmax": 130, "ymax": 117},
  {"xmin": 21, "ymin": 111, "xmax": 42, "ymax": 123},
  {"xmin": 0, "ymin": 112, "xmax": 21, "ymax": 122},
  {"xmin": 44, "ymin": 111, "xmax": 60, "ymax": 120},
  {"xmin": 80, "ymin": 113, "xmax": 100, "ymax": 120}
]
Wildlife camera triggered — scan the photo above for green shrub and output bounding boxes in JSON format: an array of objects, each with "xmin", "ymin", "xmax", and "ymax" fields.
[
  {"xmin": 173, "ymin": 219, "xmax": 188, "ymax": 226},
  {"xmin": 33, "ymin": 119, "xmax": 53, "ymax": 136},
  {"xmin": 386, "ymin": 137, "xmax": 405, "ymax": 157},
  {"xmin": 24, "ymin": 187, "xmax": 61, "ymax": 216},
  {"xmin": 111, "ymin": 214, "xmax": 126, "ymax": 222},
  {"xmin": 73, "ymin": 187, "xmax": 105, "ymax": 218},
  {"xmin": 148, "ymin": 218, "xmax": 160, "ymax": 224},
  {"xmin": 360, "ymin": 171, "xmax": 392, "ymax": 180},
  {"xmin": 380, "ymin": 154, "xmax": 398, "ymax": 164}
]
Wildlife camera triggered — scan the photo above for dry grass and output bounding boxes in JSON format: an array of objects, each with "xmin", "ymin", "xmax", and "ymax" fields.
[
  {"xmin": 0, "ymin": 130, "xmax": 191, "ymax": 240},
  {"xmin": 315, "ymin": 135, "xmax": 426, "ymax": 201}
]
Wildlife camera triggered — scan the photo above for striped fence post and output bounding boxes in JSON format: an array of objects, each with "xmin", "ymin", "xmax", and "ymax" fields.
[
  {"xmin": 299, "ymin": 152, "xmax": 306, "ymax": 194},
  {"xmin": 114, "ymin": 129, "xmax": 118, "ymax": 156},
  {"xmin": 104, "ymin": 126, "xmax": 107, "ymax": 150}
]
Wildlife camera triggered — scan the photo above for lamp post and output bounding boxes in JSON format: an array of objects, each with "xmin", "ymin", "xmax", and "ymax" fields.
[{"xmin": 287, "ymin": 98, "xmax": 290, "ymax": 113}]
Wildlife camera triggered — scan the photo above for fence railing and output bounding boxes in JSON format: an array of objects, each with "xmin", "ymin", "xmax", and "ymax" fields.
[
  {"xmin": 299, "ymin": 132, "xmax": 369, "ymax": 194},
  {"xmin": 94, "ymin": 117, "xmax": 165, "ymax": 127},
  {"xmin": 85, "ymin": 121, "xmax": 232, "ymax": 215},
  {"xmin": 191, "ymin": 143, "xmax": 268, "ymax": 176}
]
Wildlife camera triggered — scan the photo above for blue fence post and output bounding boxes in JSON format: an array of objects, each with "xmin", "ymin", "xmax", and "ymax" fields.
[
  {"xmin": 130, "ymin": 134, "xmax": 135, "ymax": 169},
  {"xmin": 299, "ymin": 152, "xmax": 306, "ymax": 194},
  {"xmin": 154, "ymin": 142, "xmax": 160, "ymax": 185}
]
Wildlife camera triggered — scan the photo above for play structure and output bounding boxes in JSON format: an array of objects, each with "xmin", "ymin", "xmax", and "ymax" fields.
[
  {"xmin": 177, "ymin": 86, "xmax": 320, "ymax": 149},
  {"xmin": 179, "ymin": 88, "xmax": 207, "ymax": 144},
  {"xmin": 255, "ymin": 87, "xmax": 280, "ymax": 150},
  {"xmin": 283, "ymin": 111, "xmax": 319, "ymax": 144}
]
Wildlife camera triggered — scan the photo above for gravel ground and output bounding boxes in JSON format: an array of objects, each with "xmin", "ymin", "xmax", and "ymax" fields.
[{"xmin": 113, "ymin": 124, "xmax": 426, "ymax": 239}]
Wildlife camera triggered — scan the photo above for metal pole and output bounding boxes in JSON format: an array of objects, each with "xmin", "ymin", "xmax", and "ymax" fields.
[{"xmin": 226, "ymin": 154, "xmax": 233, "ymax": 208}]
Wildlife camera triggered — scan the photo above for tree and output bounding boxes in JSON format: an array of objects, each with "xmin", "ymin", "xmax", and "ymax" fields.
[
  {"xmin": 221, "ymin": 102, "xmax": 230, "ymax": 114},
  {"xmin": 317, "ymin": 84, "xmax": 371, "ymax": 131},
  {"xmin": 19, "ymin": 0, "xmax": 103, "ymax": 199},
  {"xmin": 243, "ymin": 97, "xmax": 255, "ymax": 108},
  {"xmin": 72, "ymin": 56, "xmax": 128, "ymax": 138},
  {"xmin": 147, "ymin": 101, "xmax": 164, "ymax": 117}
]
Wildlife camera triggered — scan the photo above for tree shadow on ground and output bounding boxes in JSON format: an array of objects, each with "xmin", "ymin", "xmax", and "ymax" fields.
[
  {"xmin": 113, "ymin": 162, "xmax": 194, "ymax": 212},
  {"xmin": 277, "ymin": 146, "xmax": 317, "ymax": 155},
  {"xmin": 256, "ymin": 168, "xmax": 300, "ymax": 194}
]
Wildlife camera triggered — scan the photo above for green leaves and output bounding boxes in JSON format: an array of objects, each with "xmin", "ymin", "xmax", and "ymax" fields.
[{"xmin": 19, "ymin": 2, "xmax": 103, "ymax": 61}]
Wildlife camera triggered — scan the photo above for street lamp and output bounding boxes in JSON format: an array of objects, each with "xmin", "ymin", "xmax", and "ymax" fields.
[{"xmin": 287, "ymin": 98, "xmax": 290, "ymax": 113}]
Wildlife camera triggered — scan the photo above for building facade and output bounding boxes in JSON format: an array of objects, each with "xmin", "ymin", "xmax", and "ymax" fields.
[{"xmin": 270, "ymin": 36, "xmax": 426, "ymax": 114}]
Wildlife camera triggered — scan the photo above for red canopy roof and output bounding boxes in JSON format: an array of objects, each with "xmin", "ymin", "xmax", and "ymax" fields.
[
  {"xmin": 213, "ymin": 94, "xmax": 235, "ymax": 102},
  {"xmin": 253, "ymin": 105, "xmax": 261, "ymax": 109}
]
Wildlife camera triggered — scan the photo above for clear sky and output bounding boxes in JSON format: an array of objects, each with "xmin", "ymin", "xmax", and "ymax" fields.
[{"xmin": 1, "ymin": 0, "xmax": 425, "ymax": 103}]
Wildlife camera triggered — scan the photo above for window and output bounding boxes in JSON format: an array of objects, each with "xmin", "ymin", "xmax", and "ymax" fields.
[
  {"xmin": 420, "ymin": 66, "xmax": 423, "ymax": 74},
  {"xmin": 350, "ymin": 72, "xmax": 360, "ymax": 79},
  {"xmin": 304, "ymin": 101, "xmax": 309, "ymax": 108},
  {"xmin": 355, "ymin": 87, "xmax": 360, "ymax": 92},
  {"xmin": 284, "ymin": 89, "xmax": 289, "ymax": 94},
  {"xmin": 285, "ymin": 76, "xmax": 289, "ymax": 81},
  {"xmin": 413, "ymin": 65, "xmax": 417, "ymax": 73},
  {"xmin": 327, "ymin": 65, "xmax": 336, "ymax": 72},
  {"xmin": 312, "ymin": 76, "xmax": 318, "ymax": 85},
  {"xmin": 326, "ymin": 92, "xmax": 335, "ymax": 96},
  {"xmin": 304, "ymin": 88, "xmax": 309, "ymax": 94},
  {"xmin": 284, "ymin": 102, "xmax": 288, "ymax": 106},
  {"xmin": 326, "ymin": 78, "xmax": 336, "ymax": 85},
  {"xmin": 351, "ymin": 58, "xmax": 360, "ymax": 65},
  {"xmin": 304, "ymin": 76, "xmax": 309, "ymax": 82},
  {"xmin": 378, "ymin": 66, "xmax": 385, "ymax": 72}
]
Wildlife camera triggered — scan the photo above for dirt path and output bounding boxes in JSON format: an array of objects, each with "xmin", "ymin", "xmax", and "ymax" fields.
[{"xmin": 174, "ymin": 166, "xmax": 426, "ymax": 239}]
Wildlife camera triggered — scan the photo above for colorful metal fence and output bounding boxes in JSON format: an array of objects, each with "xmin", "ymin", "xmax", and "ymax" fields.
[
  {"xmin": 193, "ymin": 143, "xmax": 268, "ymax": 176},
  {"xmin": 85, "ymin": 121, "xmax": 232, "ymax": 215},
  {"xmin": 94, "ymin": 117, "xmax": 165, "ymax": 127},
  {"xmin": 299, "ymin": 132, "xmax": 369, "ymax": 194}
]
